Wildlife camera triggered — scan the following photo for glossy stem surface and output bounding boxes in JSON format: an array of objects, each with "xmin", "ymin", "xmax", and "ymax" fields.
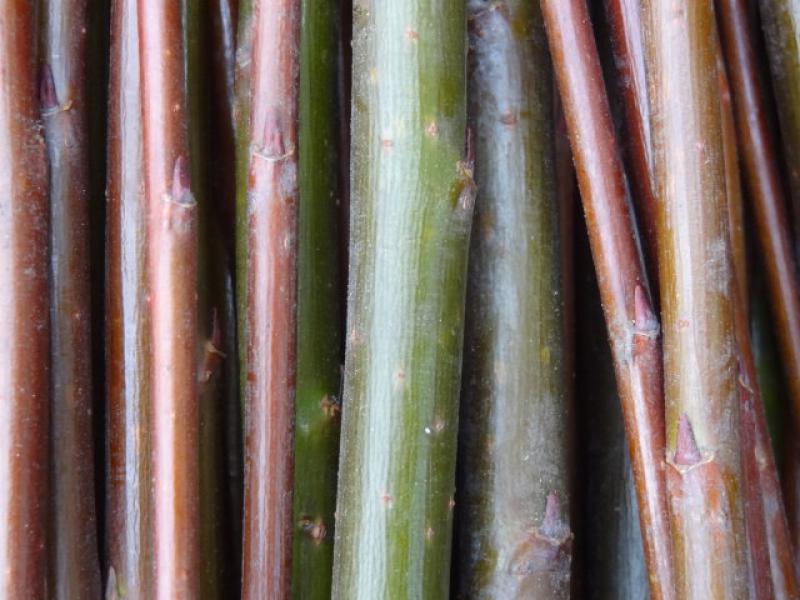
[
  {"xmin": 719, "ymin": 0, "xmax": 800, "ymax": 447},
  {"xmin": 641, "ymin": 0, "xmax": 749, "ymax": 596},
  {"xmin": 138, "ymin": 1, "xmax": 199, "ymax": 597},
  {"xmin": 603, "ymin": 0, "xmax": 659, "ymax": 289},
  {"xmin": 240, "ymin": 0, "xmax": 301, "ymax": 597},
  {"xmin": 0, "ymin": 3, "xmax": 50, "ymax": 596},
  {"xmin": 105, "ymin": 0, "xmax": 154, "ymax": 596},
  {"xmin": 41, "ymin": 0, "xmax": 101, "ymax": 597},
  {"xmin": 456, "ymin": 2, "xmax": 571, "ymax": 597},
  {"xmin": 718, "ymin": 1, "xmax": 800, "ymax": 593},
  {"xmin": 540, "ymin": 1, "xmax": 675, "ymax": 598},
  {"xmin": 331, "ymin": 1, "xmax": 472, "ymax": 597}
]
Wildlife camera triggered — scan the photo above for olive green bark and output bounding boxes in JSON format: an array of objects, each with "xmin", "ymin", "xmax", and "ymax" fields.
[
  {"xmin": 758, "ymin": 0, "xmax": 800, "ymax": 258},
  {"xmin": 187, "ymin": 0, "xmax": 239, "ymax": 596},
  {"xmin": 331, "ymin": 1, "xmax": 472, "ymax": 598},
  {"xmin": 234, "ymin": 0, "xmax": 253, "ymax": 410},
  {"xmin": 455, "ymin": 2, "xmax": 571, "ymax": 597},
  {"xmin": 291, "ymin": 0, "xmax": 345, "ymax": 597}
]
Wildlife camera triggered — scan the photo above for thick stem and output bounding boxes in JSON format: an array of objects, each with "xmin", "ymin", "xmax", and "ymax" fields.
[
  {"xmin": 41, "ymin": 0, "xmax": 101, "ymax": 597},
  {"xmin": 640, "ymin": 1, "xmax": 749, "ymax": 596},
  {"xmin": 540, "ymin": 1, "xmax": 675, "ymax": 598},
  {"xmin": 455, "ymin": 2, "xmax": 571, "ymax": 597},
  {"xmin": 331, "ymin": 1, "xmax": 471, "ymax": 597},
  {"xmin": 105, "ymin": 0, "xmax": 154, "ymax": 596},
  {"xmin": 138, "ymin": 2, "xmax": 199, "ymax": 597},
  {"xmin": 757, "ymin": 0, "xmax": 800, "ymax": 261},
  {"xmin": 291, "ymin": 0, "xmax": 345, "ymax": 597},
  {"xmin": 0, "ymin": 3, "xmax": 50, "ymax": 597},
  {"xmin": 240, "ymin": 0, "xmax": 301, "ymax": 597}
]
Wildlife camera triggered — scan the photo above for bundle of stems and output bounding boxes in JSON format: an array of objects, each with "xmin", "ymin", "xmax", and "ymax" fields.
[{"xmin": 7, "ymin": 0, "xmax": 800, "ymax": 597}]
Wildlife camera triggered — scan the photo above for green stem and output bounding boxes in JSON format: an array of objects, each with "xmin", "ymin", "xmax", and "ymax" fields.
[
  {"xmin": 187, "ymin": 1, "xmax": 239, "ymax": 597},
  {"xmin": 454, "ymin": 2, "xmax": 571, "ymax": 597},
  {"xmin": 234, "ymin": 0, "xmax": 253, "ymax": 416},
  {"xmin": 291, "ymin": 0, "xmax": 345, "ymax": 597},
  {"xmin": 331, "ymin": 1, "xmax": 472, "ymax": 597}
]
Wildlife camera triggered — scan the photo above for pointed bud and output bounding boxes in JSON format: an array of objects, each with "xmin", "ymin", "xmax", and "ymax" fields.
[
  {"xmin": 40, "ymin": 64, "xmax": 58, "ymax": 110},
  {"xmin": 674, "ymin": 413, "xmax": 702, "ymax": 466},
  {"xmin": 171, "ymin": 155, "xmax": 192, "ymax": 205},
  {"xmin": 539, "ymin": 491, "xmax": 566, "ymax": 539},
  {"xmin": 634, "ymin": 284, "xmax": 658, "ymax": 333},
  {"xmin": 262, "ymin": 109, "xmax": 286, "ymax": 157}
]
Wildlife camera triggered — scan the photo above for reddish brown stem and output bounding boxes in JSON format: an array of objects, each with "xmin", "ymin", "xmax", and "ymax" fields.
[
  {"xmin": 0, "ymin": 3, "xmax": 50, "ymax": 597},
  {"xmin": 641, "ymin": 1, "xmax": 749, "ymax": 596},
  {"xmin": 41, "ymin": 0, "xmax": 101, "ymax": 596},
  {"xmin": 603, "ymin": 0, "xmax": 659, "ymax": 290},
  {"xmin": 240, "ymin": 0, "xmax": 300, "ymax": 597},
  {"xmin": 106, "ymin": 0, "xmax": 155, "ymax": 596},
  {"xmin": 732, "ymin": 280, "xmax": 797, "ymax": 597},
  {"xmin": 717, "ymin": 1, "xmax": 800, "ymax": 594},
  {"xmin": 540, "ymin": 1, "xmax": 675, "ymax": 598},
  {"xmin": 717, "ymin": 0, "xmax": 800, "ymax": 458},
  {"xmin": 719, "ymin": 58, "xmax": 747, "ymax": 318},
  {"xmin": 783, "ymin": 439, "xmax": 800, "ymax": 555},
  {"xmin": 718, "ymin": 50, "xmax": 774, "ymax": 599},
  {"xmin": 138, "ymin": 2, "xmax": 199, "ymax": 598}
]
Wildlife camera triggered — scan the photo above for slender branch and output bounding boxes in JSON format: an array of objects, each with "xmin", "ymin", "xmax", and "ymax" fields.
[
  {"xmin": 719, "ymin": 0, "xmax": 800, "ymax": 454},
  {"xmin": 603, "ymin": 0, "xmax": 659, "ymax": 290},
  {"xmin": 717, "ymin": 2, "xmax": 800, "ymax": 594},
  {"xmin": 105, "ymin": 0, "xmax": 154, "ymax": 596},
  {"xmin": 576, "ymin": 221, "xmax": 649, "ymax": 600},
  {"xmin": 240, "ymin": 0, "xmax": 301, "ymax": 597},
  {"xmin": 539, "ymin": 1, "xmax": 675, "ymax": 598},
  {"xmin": 718, "ymin": 57, "xmax": 747, "ymax": 318},
  {"xmin": 758, "ymin": 0, "xmax": 800, "ymax": 260},
  {"xmin": 717, "ymin": 49, "xmax": 774, "ymax": 599},
  {"xmin": 137, "ymin": 2, "xmax": 199, "ymax": 597},
  {"xmin": 291, "ymin": 0, "xmax": 345, "ymax": 596},
  {"xmin": 0, "ymin": 3, "xmax": 50, "ymax": 596},
  {"xmin": 41, "ymin": 0, "xmax": 101, "ymax": 597}
]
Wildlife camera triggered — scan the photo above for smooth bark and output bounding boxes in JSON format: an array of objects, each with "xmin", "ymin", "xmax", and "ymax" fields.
[
  {"xmin": 240, "ymin": 0, "xmax": 301, "ymax": 597},
  {"xmin": 0, "ymin": 2, "xmax": 50, "ymax": 596},
  {"xmin": 540, "ymin": 1, "xmax": 675, "ymax": 598}
]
